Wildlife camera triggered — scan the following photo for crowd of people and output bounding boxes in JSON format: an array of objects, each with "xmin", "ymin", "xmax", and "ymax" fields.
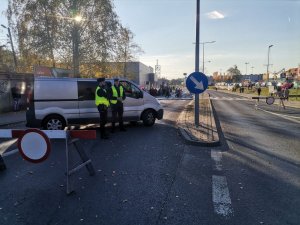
[{"xmin": 148, "ymin": 86, "xmax": 183, "ymax": 98}]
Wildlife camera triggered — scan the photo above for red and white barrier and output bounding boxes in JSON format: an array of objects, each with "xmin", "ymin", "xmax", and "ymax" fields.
[
  {"xmin": 0, "ymin": 128, "xmax": 96, "ymax": 194},
  {"xmin": 0, "ymin": 129, "xmax": 96, "ymax": 140}
]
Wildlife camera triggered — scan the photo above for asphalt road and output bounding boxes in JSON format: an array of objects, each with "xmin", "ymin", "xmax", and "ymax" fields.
[
  {"xmin": 208, "ymin": 90, "xmax": 300, "ymax": 225},
  {"xmin": 0, "ymin": 99, "xmax": 212, "ymax": 225},
  {"xmin": 0, "ymin": 96, "xmax": 299, "ymax": 225}
]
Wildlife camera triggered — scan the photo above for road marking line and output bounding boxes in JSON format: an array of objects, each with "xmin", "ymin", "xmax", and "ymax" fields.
[
  {"xmin": 212, "ymin": 175, "xmax": 234, "ymax": 217},
  {"xmin": 209, "ymin": 97, "xmax": 248, "ymax": 101},
  {"xmin": 2, "ymin": 148, "xmax": 19, "ymax": 157},
  {"xmin": 258, "ymin": 108, "xmax": 300, "ymax": 124},
  {"xmin": 211, "ymin": 150, "xmax": 222, "ymax": 171}
]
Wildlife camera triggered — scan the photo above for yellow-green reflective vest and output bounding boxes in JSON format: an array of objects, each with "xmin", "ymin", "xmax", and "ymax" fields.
[
  {"xmin": 95, "ymin": 86, "xmax": 109, "ymax": 107},
  {"xmin": 110, "ymin": 85, "xmax": 124, "ymax": 105}
]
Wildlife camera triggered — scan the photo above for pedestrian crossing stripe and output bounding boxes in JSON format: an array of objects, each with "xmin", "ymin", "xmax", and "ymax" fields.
[{"xmin": 209, "ymin": 97, "xmax": 249, "ymax": 101}]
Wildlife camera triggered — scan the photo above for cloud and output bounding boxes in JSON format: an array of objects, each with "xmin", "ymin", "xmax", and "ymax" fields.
[{"xmin": 206, "ymin": 11, "xmax": 225, "ymax": 19}]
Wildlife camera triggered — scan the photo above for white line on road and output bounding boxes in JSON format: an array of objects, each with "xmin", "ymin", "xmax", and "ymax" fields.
[
  {"xmin": 211, "ymin": 150, "xmax": 222, "ymax": 171},
  {"xmin": 2, "ymin": 148, "xmax": 19, "ymax": 157},
  {"xmin": 258, "ymin": 107, "xmax": 300, "ymax": 124},
  {"xmin": 0, "ymin": 139, "xmax": 17, "ymax": 155},
  {"xmin": 212, "ymin": 175, "xmax": 234, "ymax": 217}
]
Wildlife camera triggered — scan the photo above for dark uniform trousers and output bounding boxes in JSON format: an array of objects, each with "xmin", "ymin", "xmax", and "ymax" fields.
[
  {"xmin": 97, "ymin": 104, "xmax": 108, "ymax": 136},
  {"xmin": 111, "ymin": 102, "xmax": 124, "ymax": 130}
]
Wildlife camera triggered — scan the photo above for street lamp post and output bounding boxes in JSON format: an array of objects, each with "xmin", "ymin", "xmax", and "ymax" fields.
[
  {"xmin": 72, "ymin": 0, "xmax": 82, "ymax": 78},
  {"xmin": 200, "ymin": 41, "xmax": 216, "ymax": 73},
  {"xmin": 1, "ymin": 24, "xmax": 17, "ymax": 70},
  {"xmin": 183, "ymin": 73, "xmax": 187, "ymax": 81},
  {"xmin": 194, "ymin": 0, "xmax": 200, "ymax": 126},
  {"xmin": 245, "ymin": 62, "xmax": 249, "ymax": 75},
  {"xmin": 200, "ymin": 60, "xmax": 211, "ymax": 74},
  {"xmin": 72, "ymin": 22, "xmax": 80, "ymax": 78},
  {"xmin": 267, "ymin": 45, "xmax": 273, "ymax": 80}
]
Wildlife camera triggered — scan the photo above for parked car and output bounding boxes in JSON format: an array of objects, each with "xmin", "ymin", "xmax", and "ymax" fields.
[{"xmin": 26, "ymin": 77, "xmax": 164, "ymax": 130}]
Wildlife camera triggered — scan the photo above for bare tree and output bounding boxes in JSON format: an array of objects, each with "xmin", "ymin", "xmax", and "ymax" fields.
[{"xmin": 6, "ymin": 0, "xmax": 143, "ymax": 76}]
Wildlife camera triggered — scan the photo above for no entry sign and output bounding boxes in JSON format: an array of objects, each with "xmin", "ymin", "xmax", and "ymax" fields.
[{"xmin": 17, "ymin": 129, "xmax": 51, "ymax": 163}]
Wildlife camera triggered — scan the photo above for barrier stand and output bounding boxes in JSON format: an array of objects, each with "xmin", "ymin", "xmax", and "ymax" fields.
[
  {"xmin": 65, "ymin": 130, "xmax": 96, "ymax": 195},
  {"xmin": 0, "ymin": 155, "xmax": 6, "ymax": 171},
  {"xmin": 252, "ymin": 96, "xmax": 286, "ymax": 109},
  {"xmin": 0, "ymin": 128, "xmax": 96, "ymax": 195}
]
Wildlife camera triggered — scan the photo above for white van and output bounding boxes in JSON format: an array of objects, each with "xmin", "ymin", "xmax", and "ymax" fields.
[{"xmin": 26, "ymin": 77, "xmax": 163, "ymax": 130}]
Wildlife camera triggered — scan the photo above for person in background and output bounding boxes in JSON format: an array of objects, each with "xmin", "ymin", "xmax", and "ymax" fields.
[
  {"xmin": 257, "ymin": 86, "xmax": 262, "ymax": 96},
  {"xmin": 109, "ymin": 78, "xmax": 126, "ymax": 133},
  {"xmin": 95, "ymin": 78, "xmax": 110, "ymax": 139},
  {"xmin": 11, "ymin": 84, "xmax": 21, "ymax": 111}
]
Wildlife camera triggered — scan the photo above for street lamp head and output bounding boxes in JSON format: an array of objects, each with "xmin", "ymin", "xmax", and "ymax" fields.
[
  {"xmin": 1, "ymin": 24, "xmax": 7, "ymax": 29},
  {"xmin": 269, "ymin": 44, "xmax": 273, "ymax": 48},
  {"xmin": 201, "ymin": 41, "xmax": 216, "ymax": 44},
  {"xmin": 74, "ymin": 15, "xmax": 82, "ymax": 23}
]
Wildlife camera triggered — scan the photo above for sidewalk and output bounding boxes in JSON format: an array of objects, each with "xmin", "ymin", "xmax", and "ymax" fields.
[
  {"xmin": 177, "ymin": 93, "xmax": 220, "ymax": 146},
  {"xmin": 0, "ymin": 110, "xmax": 26, "ymax": 126}
]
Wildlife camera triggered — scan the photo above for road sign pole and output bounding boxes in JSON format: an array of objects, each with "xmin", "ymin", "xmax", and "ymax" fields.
[{"xmin": 195, "ymin": 0, "xmax": 200, "ymax": 126}]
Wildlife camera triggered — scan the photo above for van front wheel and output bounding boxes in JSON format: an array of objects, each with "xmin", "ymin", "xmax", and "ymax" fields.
[
  {"xmin": 43, "ymin": 115, "xmax": 66, "ymax": 130},
  {"xmin": 142, "ymin": 110, "xmax": 156, "ymax": 126}
]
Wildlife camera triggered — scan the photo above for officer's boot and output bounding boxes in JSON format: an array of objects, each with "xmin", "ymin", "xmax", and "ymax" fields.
[
  {"xmin": 101, "ymin": 127, "xmax": 109, "ymax": 139},
  {"xmin": 111, "ymin": 122, "xmax": 115, "ymax": 133},
  {"xmin": 119, "ymin": 121, "xmax": 126, "ymax": 132}
]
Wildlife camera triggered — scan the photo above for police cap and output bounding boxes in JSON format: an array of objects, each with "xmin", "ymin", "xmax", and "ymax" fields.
[{"xmin": 97, "ymin": 78, "xmax": 105, "ymax": 82}]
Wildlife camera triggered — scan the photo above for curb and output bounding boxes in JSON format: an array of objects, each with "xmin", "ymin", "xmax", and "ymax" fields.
[
  {"xmin": 177, "ymin": 96, "xmax": 220, "ymax": 147},
  {"xmin": 178, "ymin": 127, "xmax": 220, "ymax": 147}
]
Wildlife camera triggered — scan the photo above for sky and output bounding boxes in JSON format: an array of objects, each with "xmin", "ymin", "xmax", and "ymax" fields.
[{"xmin": 1, "ymin": 0, "xmax": 300, "ymax": 79}]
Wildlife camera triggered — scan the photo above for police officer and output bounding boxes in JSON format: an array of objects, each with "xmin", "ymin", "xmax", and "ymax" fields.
[
  {"xmin": 95, "ymin": 78, "xmax": 110, "ymax": 139},
  {"xmin": 109, "ymin": 78, "xmax": 126, "ymax": 132}
]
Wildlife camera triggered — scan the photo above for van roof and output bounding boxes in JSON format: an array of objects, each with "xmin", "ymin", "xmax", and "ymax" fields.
[{"xmin": 34, "ymin": 77, "xmax": 130, "ymax": 82}]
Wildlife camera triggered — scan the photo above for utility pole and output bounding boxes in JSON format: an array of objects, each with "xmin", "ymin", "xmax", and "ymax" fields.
[
  {"xmin": 267, "ymin": 45, "xmax": 273, "ymax": 81},
  {"xmin": 201, "ymin": 41, "xmax": 215, "ymax": 73},
  {"xmin": 155, "ymin": 59, "xmax": 161, "ymax": 80},
  {"xmin": 195, "ymin": 0, "xmax": 200, "ymax": 126},
  {"xmin": 72, "ymin": 0, "xmax": 80, "ymax": 78},
  {"xmin": 245, "ymin": 62, "xmax": 249, "ymax": 75}
]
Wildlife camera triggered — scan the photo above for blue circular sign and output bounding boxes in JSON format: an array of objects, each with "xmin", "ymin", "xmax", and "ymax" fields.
[{"xmin": 186, "ymin": 72, "xmax": 208, "ymax": 94}]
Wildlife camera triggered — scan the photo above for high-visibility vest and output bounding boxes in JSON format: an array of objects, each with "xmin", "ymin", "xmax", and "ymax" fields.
[
  {"xmin": 95, "ymin": 86, "xmax": 109, "ymax": 107},
  {"xmin": 110, "ymin": 85, "xmax": 124, "ymax": 105}
]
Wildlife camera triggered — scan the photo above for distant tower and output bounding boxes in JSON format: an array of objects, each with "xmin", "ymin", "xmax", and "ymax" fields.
[{"xmin": 155, "ymin": 59, "xmax": 161, "ymax": 80}]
